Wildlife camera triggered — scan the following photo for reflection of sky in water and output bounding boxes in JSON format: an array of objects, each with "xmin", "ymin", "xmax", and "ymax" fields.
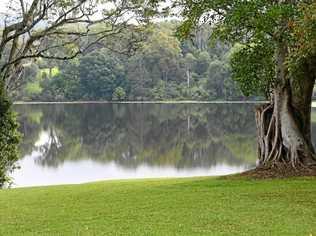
[
  {"xmin": 12, "ymin": 158, "xmax": 249, "ymax": 188},
  {"xmin": 11, "ymin": 129, "xmax": 251, "ymax": 188},
  {"xmin": 12, "ymin": 103, "xmax": 259, "ymax": 187},
  {"xmin": 11, "ymin": 104, "xmax": 316, "ymax": 188}
]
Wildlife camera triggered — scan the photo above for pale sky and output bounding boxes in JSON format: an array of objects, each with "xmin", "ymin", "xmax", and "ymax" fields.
[
  {"xmin": 0, "ymin": 1, "xmax": 7, "ymax": 12},
  {"xmin": 0, "ymin": 0, "xmax": 132, "ymax": 21},
  {"xmin": 0, "ymin": 0, "xmax": 19, "ymax": 17},
  {"xmin": 0, "ymin": 0, "xmax": 19, "ymax": 10},
  {"xmin": 0, "ymin": 0, "xmax": 179, "ymax": 25}
]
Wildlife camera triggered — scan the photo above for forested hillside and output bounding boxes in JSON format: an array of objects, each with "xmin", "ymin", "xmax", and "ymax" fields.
[{"xmin": 13, "ymin": 21, "xmax": 260, "ymax": 101}]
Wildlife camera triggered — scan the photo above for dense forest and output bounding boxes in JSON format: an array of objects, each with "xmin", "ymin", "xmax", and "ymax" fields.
[{"xmin": 13, "ymin": 21, "xmax": 260, "ymax": 101}]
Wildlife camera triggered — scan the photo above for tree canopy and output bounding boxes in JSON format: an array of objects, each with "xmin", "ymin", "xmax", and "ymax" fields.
[
  {"xmin": 0, "ymin": 0, "xmax": 156, "ymax": 186},
  {"xmin": 176, "ymin": 0, "xmax": 316, "ymax": 96},
  {"xmin": 172, "ymin": 0, "xmax": 316, "ymax": 172},
  {"xmin": 14, "ymin": 22, "xmax": 247, "ymax": 101}
]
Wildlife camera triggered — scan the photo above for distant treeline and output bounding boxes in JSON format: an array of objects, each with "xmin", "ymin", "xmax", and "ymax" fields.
[{"xmin": 14, "ymin": 21, "xmax": 263, "ymax": 101}]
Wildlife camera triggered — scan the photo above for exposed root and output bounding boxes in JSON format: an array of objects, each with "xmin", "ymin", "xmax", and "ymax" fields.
[
  {"xmin": 256, "ymin": 103, "xmax": 282, "ymax": 166},
  {"xmin": 237, "ymin": 165, "xmax": 316, "ymax": 179},
  {"xmin": 255, "ymin": 99, "xmax": 316, "ymax": 171}
]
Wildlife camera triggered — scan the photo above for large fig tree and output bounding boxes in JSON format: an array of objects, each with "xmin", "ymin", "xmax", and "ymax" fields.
[{"xmin": 176, "ymin": 1, "xmax": 316, "ymax": 171}]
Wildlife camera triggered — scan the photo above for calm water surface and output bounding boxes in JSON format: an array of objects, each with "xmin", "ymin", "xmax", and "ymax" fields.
[{"xmin": 12, "ymin": 103, "xmax": 262, "ymax": 187}]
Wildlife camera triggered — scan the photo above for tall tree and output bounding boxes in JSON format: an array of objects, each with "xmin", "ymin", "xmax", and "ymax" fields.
[
  {"xmin": 0, "ymin": 0, "xmax": 155, "ymax": 186},
  {"xmin": 176, "ymin": 1, "xmax": 316, "ymax": 172},
  {"xmin": 0, "ymin": 0, "xmax": 150, "ymax": 92}
]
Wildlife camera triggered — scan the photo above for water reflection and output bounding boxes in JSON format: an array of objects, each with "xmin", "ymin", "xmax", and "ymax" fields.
[{"xmin": 13, "ymin": 103, "xmax": 258, "ymax": 187}]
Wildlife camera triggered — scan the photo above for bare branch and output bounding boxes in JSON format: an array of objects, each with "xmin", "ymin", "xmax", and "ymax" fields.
[{"xmin": 0, "ymin": 0, "xmax": 151, "ymax": 91}]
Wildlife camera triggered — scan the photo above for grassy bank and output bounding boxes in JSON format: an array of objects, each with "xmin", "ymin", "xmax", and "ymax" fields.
[{"xmin": 1, "ymin": 177, "xmax": 316, "ymax": 235}]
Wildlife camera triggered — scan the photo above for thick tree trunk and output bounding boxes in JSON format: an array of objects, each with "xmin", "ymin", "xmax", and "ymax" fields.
[
  {"xmin": 256, "ymin": 58, "xmax": 316, "ymax": 169},
  {"xmin": 256, "ymin": 88, "xmax": 315, "ymax": 168},
  {"xmin": 255, "ymin": 40, "xmax": 316, "ymax": 170}
]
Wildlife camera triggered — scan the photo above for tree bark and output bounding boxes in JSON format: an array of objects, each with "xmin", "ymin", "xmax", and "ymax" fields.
[{"xmin": 256, "ymin": 48, "xmax": 316, "ymax": 169}]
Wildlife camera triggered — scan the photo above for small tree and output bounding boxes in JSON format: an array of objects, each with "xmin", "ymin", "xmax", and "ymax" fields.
[
  {"xmin": 112, "ymin": 86, "xmax": 126, "ymax": 101},
  {"xmin": 0, "ymin": 93, "xmax": 20, "ymax": 188}
]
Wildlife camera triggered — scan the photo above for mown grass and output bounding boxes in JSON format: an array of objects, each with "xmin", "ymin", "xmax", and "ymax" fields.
[{"xmin": 1, "ymin": 176, "xmax": 316, "ymax": 235}]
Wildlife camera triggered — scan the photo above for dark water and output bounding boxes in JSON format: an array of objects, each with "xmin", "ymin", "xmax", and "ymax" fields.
[{"xmin": 12, "ymin": 103, "xmax": 261, "ymax": 187}]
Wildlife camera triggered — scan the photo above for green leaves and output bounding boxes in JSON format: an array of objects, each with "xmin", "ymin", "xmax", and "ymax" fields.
[
  {"xmin": 175, "ymin": 0, "xmax": 316, "ymax": 97},
  {"xmin": 230, "ymin": 42, "xmax": 274, "ymax": 97},
  {"xmin": 288, "ymin": 2, "xmax": 316, "ymax": 78},
  {"xmin": 0, "ymin": 86, "xmax": 21, "ymax": 188}
]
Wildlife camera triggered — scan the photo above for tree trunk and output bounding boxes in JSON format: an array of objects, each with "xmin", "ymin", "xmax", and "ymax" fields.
[
  {"xmin": 256, "ymin": 50, "xmax": 316, "ymax": 169},
  {"xmin": 256, "ymin": 88, "xmax": 315, "ymax": 168},
  {"xmin": 186, "ymin": 69, "xmax": 190, "ymax": 88}
]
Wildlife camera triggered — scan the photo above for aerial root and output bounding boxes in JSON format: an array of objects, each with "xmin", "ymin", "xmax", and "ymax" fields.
[
  {"xmin": 256, "ymin": 103, "xmax": 283, "ymax": 166},
  {"xmin": 255, "ymin": 103, "xmax": 316, "ymax": 170}
]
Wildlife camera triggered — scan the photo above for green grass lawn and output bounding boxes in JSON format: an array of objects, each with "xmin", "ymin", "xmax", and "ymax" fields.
[{"xmin": 1, "ymin": 177, "xmax": 316, "ymax": 235}]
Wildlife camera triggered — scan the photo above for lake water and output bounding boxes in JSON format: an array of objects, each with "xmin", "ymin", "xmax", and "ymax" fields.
[{"xmin": 10, "ymin": 103, "xmax": 276, "ymax": 187}]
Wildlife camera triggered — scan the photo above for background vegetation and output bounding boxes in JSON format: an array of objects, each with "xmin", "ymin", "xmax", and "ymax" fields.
[{"xmin": 13, "ymin": 22, "xmax": 258, "ymax": 102}]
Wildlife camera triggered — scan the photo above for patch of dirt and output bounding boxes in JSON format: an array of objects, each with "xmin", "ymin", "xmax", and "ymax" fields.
[{"xmin": 228, "ymin": 165, "xmax": 316, "ymax": 179}]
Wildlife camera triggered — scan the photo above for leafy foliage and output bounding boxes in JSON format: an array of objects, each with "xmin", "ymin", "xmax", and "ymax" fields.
[
  {"xmin": 230, "ymin": 43, "xmax": 274, "ymax": 96},
  {"xmin": 175, "ymin": 0, "xmax": 315, "ymax": 97},
  {"xmin": 15, "ymin": 22, "xmax": 246, "ymax": 101},
  {"xmin": 288, "ymin": 2, "xmax": 316, "ymax": 79},
  {"xmin": 112, "ymin": 87, "xmax": 127, "ymax": 101},
  {"xmin": 0, "ymin": 87, "xmax": 20, "ymax": 188}
]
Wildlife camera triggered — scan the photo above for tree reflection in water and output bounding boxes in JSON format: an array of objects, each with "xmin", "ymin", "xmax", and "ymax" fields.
[{"xmin": 16, "ymin": 103, "xmax": 258, "ymax": 170}]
